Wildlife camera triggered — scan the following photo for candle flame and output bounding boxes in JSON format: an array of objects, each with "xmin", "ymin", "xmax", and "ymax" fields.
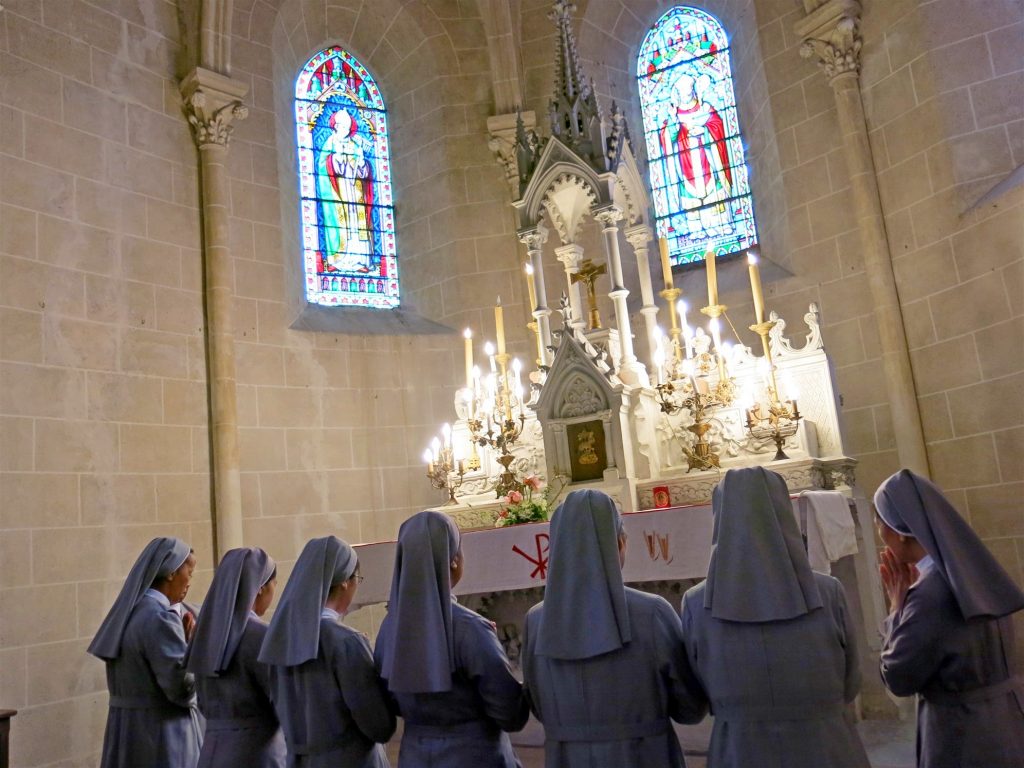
[
  {"xmin": 512, "ymin": 358, "xmax": 522, "ymax": 372},
  {"xmin": 463, "ymin": 327, "xmax": 472, "ymax": 339},
  {"xmin": 524, "ymin": 262, "xmax": 534, "ymax": 275},
  {"xmin": 484, "ymin": 341, "xmax": 495, "ymax": 356},
  {"xmin": 747, "ymin": 252, "xmax": 758, "ymax": 266},
  {"xmin": 496, "ymin": 295, "xmax": 502, "ymax": 306},
  {"xmin": 423, "ymin": 450, "xmax": 433, "ymax": 464}
]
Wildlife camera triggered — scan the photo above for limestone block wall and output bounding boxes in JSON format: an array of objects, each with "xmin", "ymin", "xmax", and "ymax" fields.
[
  {"xmin": 858, "ymin": 0, "xmax": 1023, "ymax": 588},
  {"xmin": 0, "ymin": 2, "xmax": 215, "ymax": 765}
]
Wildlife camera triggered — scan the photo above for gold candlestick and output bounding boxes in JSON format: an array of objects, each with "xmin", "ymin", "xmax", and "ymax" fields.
[{"xmin": 660, "ymin": 286, "xmax": 682, "ymax": 361}]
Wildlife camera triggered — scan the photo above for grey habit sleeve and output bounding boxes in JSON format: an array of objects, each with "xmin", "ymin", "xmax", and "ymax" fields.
[
  {"xmin": 880, "ymin": 583, "xmax": 949, "ymax": 697},
  {"xmin": 144, "ymin": 609, "xmax": 196, "ymax": 708},
  {"xmin": 655, "ymin": 597, "xmax": 708, "ymax": 724},
  {"xmin": 460, "ymin": 615, "xmax": 529, "ymax": 732},
  {"xmin": 335, "ymin": 630, "xmax": 397, "ymax": 743}
]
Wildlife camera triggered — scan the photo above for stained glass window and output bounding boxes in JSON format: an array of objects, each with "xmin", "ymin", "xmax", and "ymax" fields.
[
  {"xmin": 295, "ymin": 47, "xmax": 399, "ymax": 308},
  {"xmin": 637, "ymin": 7, "xmax": 758, "ymax": 267}
]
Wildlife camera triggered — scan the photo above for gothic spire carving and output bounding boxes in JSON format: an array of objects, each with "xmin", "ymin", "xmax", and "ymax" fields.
[{"xmin": 546, "ymin": 0, "xmax": 607, "ymax": 172}]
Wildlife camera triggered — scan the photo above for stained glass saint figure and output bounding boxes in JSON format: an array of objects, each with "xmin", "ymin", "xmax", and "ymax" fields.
[
  {"xmin": 638, "ymin": 7, "xmax": 758, "ymax": 267},
  {"xmin": 295, "ymin": 47, "xmax": 399, "ymax": 308}
]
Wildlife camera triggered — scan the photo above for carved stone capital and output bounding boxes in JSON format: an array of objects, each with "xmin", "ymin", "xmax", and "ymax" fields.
[
  {"xmin": 180, "ymin": 67, "xmax": 250, "ymax": 149},
  {"xmin": 593, "ymin": 204, "xmax": 624, "ymax": 228},
  {"xmin": 624, "ymin": 223, "xmax": 654, "ymax": 251},
  {"xmin": 794, "ymin": 0, "xmax": 862, "ymax": 83},
  {"xmin": 487, "ymin": 110, "xmax": 538, "ymax": 196},
  {"xmin": 517, "ymin": 224, "xmax": 549, "ymax": 252}
]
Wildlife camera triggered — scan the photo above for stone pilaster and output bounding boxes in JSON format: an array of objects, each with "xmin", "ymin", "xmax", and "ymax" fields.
[
  {"xmin": 795, "ymin": 1, "xmax": 930, "ymax": 478},
  {"xmin": 554, "ymin": 242, "xmax": 586, "ymax": 331},
  {"xmin": 180, "ymin": 67, "xmax": 248, "ymax": 558},
  {"xmin": 624, "ymin": 223, "xmax": 660, "ymax": 376},
  {"xmin": 519, "ymin": 225, "xmax": 553, "ymax": 366},
  {"xmin": 594, "ymin": 206, "xmax": 647, "ymax": 386}
]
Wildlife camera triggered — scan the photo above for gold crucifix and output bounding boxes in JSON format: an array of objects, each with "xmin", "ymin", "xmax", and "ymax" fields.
[{"xmin": 571, "ymin": 258, "xmax": 607, "ymax": 330}]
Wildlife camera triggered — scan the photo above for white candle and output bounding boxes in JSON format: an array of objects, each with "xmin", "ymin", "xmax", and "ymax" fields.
[
  {"xmin": 463, "ymin": 328, "xmax": 473, "ymax": 388},
  {"xmin": 709, "ymin": 317, "xmax": 722, "ymax": 351},
  {"xmin": 747, "ymin": 250, "xmax": 766, "ymax": 325},
  {"xmin": 442, "ymin": 422, "xmax": 452, "ymax": 448},
  {"xmin": 431, "ymin": 437, "xmax": 441, "ymax": 463},
  {"xmin": 494, "ymin": 297, "xmax": 506, "ymax": 356},
  {"xmin": 705, "ymin": 250, "xmax": 718, "ymax": 307},
  {"xmin": 484, "ymin": 341, "xmax": 497, "ymax": 372}
]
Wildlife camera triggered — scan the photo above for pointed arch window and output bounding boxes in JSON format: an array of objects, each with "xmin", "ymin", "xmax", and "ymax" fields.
[
  {"xmin": 295, "ymin": 47, "xmax": 399, "ymax": 308},
  {"xmin": 637, "ymin": 7, "xmax": 758, "ymax": 267}
]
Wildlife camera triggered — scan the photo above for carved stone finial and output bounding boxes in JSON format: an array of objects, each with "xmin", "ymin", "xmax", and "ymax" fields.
[
  {"xmin": 546, "ymin": 0, "xmax": 606, "ymax": 171},
  {"xmin": 795, "ymin": 0, "xmax": 863, "ymax": 83},
  {"xmin": 180, "ymin": 68, "xmax": 250, "ymax": 149}
]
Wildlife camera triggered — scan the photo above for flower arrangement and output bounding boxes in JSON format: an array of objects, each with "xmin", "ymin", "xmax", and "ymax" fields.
[{"xmin": 495, "ymin": 475, "xmax": 566, "ymax": 527}]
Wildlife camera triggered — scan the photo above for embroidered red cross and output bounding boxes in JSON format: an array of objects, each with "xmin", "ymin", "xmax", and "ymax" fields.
[{"xmin": 512, "ymin": 533, "xmax": 550, "ymax": 579}]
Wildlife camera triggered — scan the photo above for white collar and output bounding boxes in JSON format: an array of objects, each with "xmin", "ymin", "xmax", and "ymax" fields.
[
  {"xmin": 321, "ymin": 606, "xmax": 341, "ymax": 622},
  {"xmin": 916, "ymin": 554, "xmax": 935, "ymax": 574}
]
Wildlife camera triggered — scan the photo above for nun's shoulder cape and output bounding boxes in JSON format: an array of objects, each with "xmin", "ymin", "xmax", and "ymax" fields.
[
  {"xmin": 704, "ymin": 466, "xmax": 822, "ymax": 623},
  {"xmin": 88, "ymin": 537, "xmax": 191, "ymax": 661},
  {"xmin": 535, "ymin": 489, "xmax": 631, "ymax": 660},
  {"xmin": 258, "ymin": 536, "xmax": 357, "ymax": 667},
  {"xmin": 187, "ymin": 547, "xmax": 276, "ymax": 677},
  {"xmin": 377, "ymin": 510, "xmax": 461, "ymax": 694},
  {"xmin": 875, "ymin": 469, "xmax": 1024, "ymax": 620}
]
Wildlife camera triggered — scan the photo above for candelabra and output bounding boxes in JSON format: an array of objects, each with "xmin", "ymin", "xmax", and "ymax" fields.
[
  {"xmin": 423, "ymin": 426, "xmax": 468, "ymax": 505},
  {"xmin": 745, "ymin": 318, "xmax": 801, "ymax": 460},
  {"xmin": 655, "ymin": 376, "xmax": 731, "ymax": 472},
  {"xmin": 466, "ymin": 351, "xmax": 528, "ymax": 498}
]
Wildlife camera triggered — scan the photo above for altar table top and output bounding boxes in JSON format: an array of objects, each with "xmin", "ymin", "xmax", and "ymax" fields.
[{"xmin": 352, "ymin": 503, "xmax": 714, "ymax": 608}]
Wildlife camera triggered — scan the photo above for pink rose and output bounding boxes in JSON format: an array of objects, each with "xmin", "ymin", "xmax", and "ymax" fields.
[
  {"xmin": 508, "ymin": 490, "xmax": 524, "ymax": 504},
  {"xmin": 523, "ymin": 476, "xmax": 541, "ymax": 490}
]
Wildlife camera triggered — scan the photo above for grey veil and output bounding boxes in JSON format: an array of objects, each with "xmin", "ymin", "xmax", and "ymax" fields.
[
  {"xmin": 875, "ymin": 469, "xmax": 1024, "ymax": 620},
  {"xmin": 377, "ymin": 511, "xmax": 461, "ymax": 693},
  {"xmin": 258, "ymin": 536, "xmax": 357, "ymax": 667},
  {"xmin": 88, "ymin": 537, "xmax": 191, "ymax": 661},
  {"xmin": 187, "ymin": 547, "xmax": 276, "ymax": 676},
  {"xmin": 535, "ymin": 489, "xmax": 631, "ymax": 660},
  {"xmin": 704, "ymin": 467, "xmax": 822, "ymax": 623}
]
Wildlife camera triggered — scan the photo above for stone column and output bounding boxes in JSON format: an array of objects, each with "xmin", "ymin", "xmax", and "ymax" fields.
[
  {"xmin": 554, "ymin": 242, "xmax": 586, "ymax": 331},
  {"xmin": 519, "ymin": 226, "xmax": 553, "ymax": 366},
  {"xmin": 594, "ymin": 206, "xmax": 648, "ymax": 386},
  {"xmin": 796, "ymin": 0, "xmax": 930, "ymax": 476},
  {"xmin": 624, "ymin": 223, "xmax": 660, "ymax": 376},
  {"xmin": 181, "ymin": 68, "xmax": 248, "ymax": 556}
]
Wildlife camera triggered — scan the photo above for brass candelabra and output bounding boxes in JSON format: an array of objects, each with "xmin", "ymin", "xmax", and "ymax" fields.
[
  {"xmin": 467, "ymin": 351, "xmax": 528, "ymax": 498},
  {"xmin": 424, "ymin": 434, "xmax": 467, "ymax": 505},
  {"xmin": 745, "ymin": 319, "xmax": 801, "ymax": 460},
  {"xmin": 655, "ymin": 377, "xmax": 733, "ymax": 472}
]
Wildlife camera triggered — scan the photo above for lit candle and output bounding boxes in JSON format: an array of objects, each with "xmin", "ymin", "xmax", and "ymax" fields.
[
  {"xmin": 704, "ymin": 250, "xmax": 718, "ymax": 307},
  {"xmin": 709, "ymin": 316, "xmax": 723, "ymax": 352},
  {"xmin": 747, "ymin": 251, "xmax": 765, "ymax": 324},
  {"xmin": 457, "ymin": 459, "xmax": 465, "ymax": 474},
  {"xmin": 658, "ymin": 237, "xmax": 674, "ymax": 290},
  {"xmin": 463, "ymin": 328, "xmax": 473, "ymax": 388},
  {"xmin": 423, "ymin": 449, "xmax": 434, "ymax": 474},
  {"xmin": 524, "ymin": 263, "xmax": 538, "ymax": 312},
  {"xmin": 677, "ymin": 300, "xmax": 690, "ymax": 358},
  {"xmin": 442, "ymin": 422, "xmax": 452, "ymax": 448},
  {"xmin": 431, "ymin": 437, "xmax": 441, "ymax": 464},
  {"xmin": 512, "ymin": 358, "xmax": 523, "ymax": 397},
  {"xmin": 485, "ymin": 341, "xmax": 497, "ymax": 372},
  {"xmin": 682, "ymin": 321, "xmax": 694, "ymax": 359},
  {"xmin": 494, "ymin": 296, "xmax": 506, "ymax": 356}
]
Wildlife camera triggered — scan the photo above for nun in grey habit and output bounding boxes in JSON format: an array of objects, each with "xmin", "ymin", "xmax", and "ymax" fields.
[
  {"xmin": 88, "ymin": 536, "xmax": 203, "ymax": 768},
  {"xmin": 679, "ymin": 467, "xmax": 870, "ymax": 768},
  {"xmin": 875, "ymin": 469, "xmax": 1024, "ymax": 768},
  {"xmin": 187, "ymin": 546, "xmax": 286, "ymax": 768},
  {"xmin": 259, "ymin": 536, "xmax": 395, "ymax": 768},
  {"xmin": 374, "ymin": 511, "xmax": 528, "ymax": 767},
  {"xmin": 521, "ymin": 489, "xmax": 707, "ymax": 768}
]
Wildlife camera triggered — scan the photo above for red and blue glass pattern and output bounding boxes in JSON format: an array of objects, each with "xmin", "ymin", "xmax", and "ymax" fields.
[
  {"xmin": 637, "ymin": 7, "xmax": 758, "ymax": 267},
  {"xmin": 295, "ymin": 47, "xmax": 399, "ymax": 308}
]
